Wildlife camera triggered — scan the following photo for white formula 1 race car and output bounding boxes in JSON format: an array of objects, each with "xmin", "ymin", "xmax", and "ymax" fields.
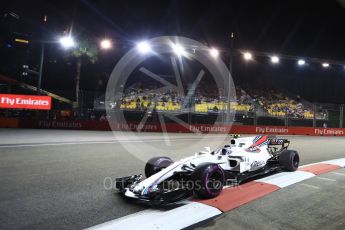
[{"xmin": 116, "ymin": 135, "xmax": 300, "ymax": 205}]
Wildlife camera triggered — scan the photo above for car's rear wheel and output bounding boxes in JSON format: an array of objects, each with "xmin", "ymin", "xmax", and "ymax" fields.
[
  {"xmin": 279, "ymin": 150, "xmax": 300, "ymax": 171},
  {"xmin": 192, "ymin": 163, "xmax": 224, "ymax": 199},
  {"xmin": 145, "ymin": 156, "xmax": 174, "ymax": 178}
]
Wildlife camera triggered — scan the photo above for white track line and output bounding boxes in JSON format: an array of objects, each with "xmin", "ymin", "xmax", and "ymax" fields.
[
  {"xmin": 316, "ymin": 177, "xmax": 337, "ymax": 182},
  {"xmin": 0, "ymin": 138, "xmax": 216, "ymax": 148},
  {"xmin": 256, "ymin": 171, "xmax": 315, "ymax": 188},
  {"xmin": 300, "ymin": 183, "xmax": 320, "ymax": 189},
  {"xmin": 300, "ymin": 158, "xmax": 345, "ymax": 168},
  {"xmin": 86, "ymin": 202, "xmax": 221, "ymax": 230},
  {"xmin": 323, "ymin": 158, "xmax": 345, "ymax": 167}
]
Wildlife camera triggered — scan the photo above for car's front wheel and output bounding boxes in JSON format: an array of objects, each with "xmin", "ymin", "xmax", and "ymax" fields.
[
  {"xmin": 192, "ymin": 163, "xmax": 225, "ymax": 199},
  {"xmin": 144, "ymin": 156, "xmax": 174, "ymax": 178},
  {"xmin": 279, "ymin": 150, "xmax": 300, "ymax": 171}
]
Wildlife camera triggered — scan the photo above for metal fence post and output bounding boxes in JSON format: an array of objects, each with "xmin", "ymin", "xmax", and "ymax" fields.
[
  {"xmin": 313, "ymin": 103, "xmax": 316, "ymax": 128},
  {"xmin": 340, "ymin": 104, "xmax": 344, "ymax": 128}
]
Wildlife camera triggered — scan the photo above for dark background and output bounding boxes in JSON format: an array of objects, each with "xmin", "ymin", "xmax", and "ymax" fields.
[{"xmin": 1, "ymin": 0, "xmax": 345, "ymax": 103}]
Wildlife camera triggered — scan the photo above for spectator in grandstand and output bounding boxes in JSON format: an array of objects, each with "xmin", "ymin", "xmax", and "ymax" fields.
[{"xmin": 243, "ymin": 87, "xmax": 313, "ymax": 119}]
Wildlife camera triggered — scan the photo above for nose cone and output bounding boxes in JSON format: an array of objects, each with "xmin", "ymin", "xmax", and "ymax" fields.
[{"xmin": 132, "ymin": 184, "xmax": 144, "ymax": 194}]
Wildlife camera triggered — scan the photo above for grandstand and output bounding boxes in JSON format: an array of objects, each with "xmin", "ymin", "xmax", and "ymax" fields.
[
  {"xmin": 115, "ymin": 86, "xmax": 316, "ymax": 120},
  {"xmin": 249, "ymin": 89, "xmax": 315, "ymax": 119}
]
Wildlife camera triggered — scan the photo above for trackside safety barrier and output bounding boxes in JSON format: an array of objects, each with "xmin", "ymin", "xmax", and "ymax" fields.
[{"xmin": 0, "ymin": 118, "xmax": 344, "ymax": 136}]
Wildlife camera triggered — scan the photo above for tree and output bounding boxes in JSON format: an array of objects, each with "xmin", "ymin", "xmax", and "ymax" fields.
[{"xmin": 70, "ymin": 38, "xmax": 98, "ymax": 113}]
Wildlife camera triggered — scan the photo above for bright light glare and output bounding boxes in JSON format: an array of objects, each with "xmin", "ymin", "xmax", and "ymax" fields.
[
  {"xmin": 243, "ymin": 52, "xmax": 252, "ymax": 61},
  {"xmin": 322, "ymin": 63, "xmax": 329, "ymax": 68},
  {"xmin": 271, "ymin": 56, "xmax": 279, "ymax": 64},
  {"xmin": 100, "ymin": 39, "xmax": 112, "ymax": 49},
  {"xmin": 209, "ymin": 48, "xmax": 219, "ymax": 58},
  {"xmin": 59, "ymin": 36, "xmax": 75, "ymax": 49},
  {"xmin": 137, "ymin": 41, "xmax": 151, "ymax": 53},
  {"xmin": 297, "ymin": 59, "xmax": 305, "ymax": 66},
  {"xmin": 172, "ymin": 44, "xmax": 186, "ymax": 56}
]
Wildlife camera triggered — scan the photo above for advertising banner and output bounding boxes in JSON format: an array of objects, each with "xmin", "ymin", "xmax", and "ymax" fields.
[
  {"xmin": 1, "ymin": 117, "xmax": 345, "ymax": 136},
  {"xmin": 0, "ymin": 94, "xmax": 52, "ymax": 110}
]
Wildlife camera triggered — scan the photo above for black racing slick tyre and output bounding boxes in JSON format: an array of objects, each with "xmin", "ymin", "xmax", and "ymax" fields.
[
  {"xmin": 144, "ymin": 156, "xmax": 174, "ymax": 178},
  {"xmin": 279, "ymin": 150, "xmax": 300, "ymax": 171},
  {"xmin": 192, "ymin": 163, "xmax": 225, "ymax": 199}
]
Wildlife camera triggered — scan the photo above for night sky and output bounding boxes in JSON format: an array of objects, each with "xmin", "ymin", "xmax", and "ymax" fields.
[{"xmin": 1, "ymin": 0, "xmax": 345, "ymax": 103}]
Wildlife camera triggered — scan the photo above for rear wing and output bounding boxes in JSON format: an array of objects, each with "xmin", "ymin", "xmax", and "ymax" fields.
[{"xmin": 268, "ymin": 138, "xmax": 290, "ymax": 149}]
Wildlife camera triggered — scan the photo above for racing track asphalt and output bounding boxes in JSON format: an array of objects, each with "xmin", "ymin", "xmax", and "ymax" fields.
[{"xmin": 0, "ymin": 128, "xmax": 345, "ymax": 229}]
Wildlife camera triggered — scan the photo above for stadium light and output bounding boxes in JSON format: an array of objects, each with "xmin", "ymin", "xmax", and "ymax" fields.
[
  {"xmin": 136, "ymin": 41, "xmax": 151, "ymax": 54},
  {"xmin": 172, "ymin": 43, "xmax": 186, "ymax": 56},
  {"xmin": 209, "ymin": 48, "xmax": 219, "ymax": 58},
  {"xmin": 243, "ymin": 52, "xmax": 253, "ymax": 61},
  {"xmin": 15, "ymin": 38, "xmax": 29, "ymax": 44},
  {"xmin": 59, "ymin": 36, "xmax": 76, "ymax": 49},
  {"xmin": 100, "ymin": 39, "xmax": 112, "ymax": 50},
  {"xmin": 297, "ymin": 59, "xmax": 305, "ymax": 66},
  {"xmin": 322, "ymin": 63, "xmax": 329, "ymax": 68},
  {"xmin": 271, "ymin": 56, "xmax": 279, "ymax": 64}
]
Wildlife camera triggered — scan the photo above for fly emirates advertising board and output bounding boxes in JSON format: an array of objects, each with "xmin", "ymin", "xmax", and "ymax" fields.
[{"xmin": 0, "ymin": 94, "xmax": 52, "ymax": 110}]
